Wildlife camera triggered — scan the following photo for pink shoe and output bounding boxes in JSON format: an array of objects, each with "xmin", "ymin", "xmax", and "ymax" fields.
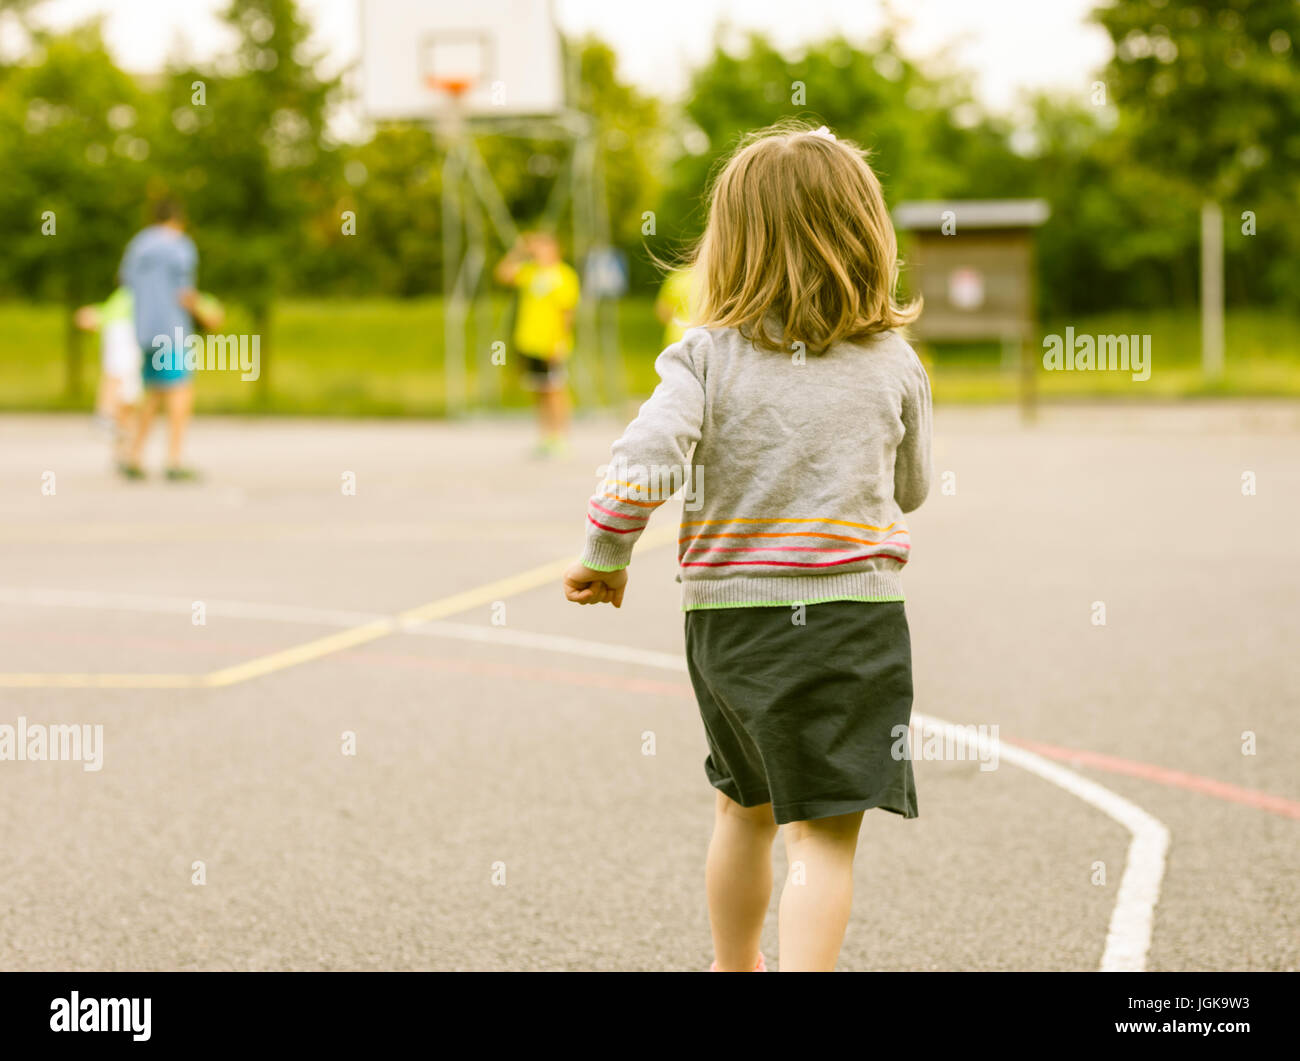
[{"xmin": 709, "ymin": 952, "xmax": 766, "ymax": 971}]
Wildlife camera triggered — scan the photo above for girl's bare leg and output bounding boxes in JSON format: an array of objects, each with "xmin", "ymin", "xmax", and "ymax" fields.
[
  {"xmin": 778, "ymin": 811, "xmax": 864, "ymax": 971},
  {"xmin": 128, "ymin": 390, "xmax": 163, "ymax": 465},
  {"xmin": 96, "ymin": 376, "xmax": 119, "ymax": 420},
  {"xmin": 113, "ymin": 402, "xmax": 137, "ymax": 463},
  {"xmin": 538, "ymin": 386, "xmax": 570, "ymax": 440},
  {"xmin": 164, "ymin": 382, "xmax": 194, "ymax": 469},
  {"xmin": 706, "ymin": 790, "xmax": 778, "ymax": 970}
]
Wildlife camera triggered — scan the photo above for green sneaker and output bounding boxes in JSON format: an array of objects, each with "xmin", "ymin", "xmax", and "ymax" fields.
[
  {"xmin": 534, "ymin": 436, "xmax": 572, "ymax": 459},
  {"xmin": 117, "ymin": 462, "xmax": 146, "ymax": 481},
  {"xmin": 165, "ymin": 466, "xmax": 200, "ymax": 482}
]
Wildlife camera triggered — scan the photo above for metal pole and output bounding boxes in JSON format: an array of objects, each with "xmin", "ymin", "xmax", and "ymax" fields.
[
  {"xmin": 440, "ymin": 137, "xmax": 467, "ymax": 416},
  {"xmin": 461, "ymin": 139, "xmax": 521, "ymax": 410},
  {"xmin": 1201, "ymin": 200, "xmax": 1225, "ymax": 382},
  {"xmin": 590, "ymin": 130, "xmax": 624, "ymax": 408},
  {"xmin": 1018, "ymin": 330, "xmax": 1036, "ymax": 425},
  {"xmin": 1020, "ymin": 240, "xmax": 1039, "ymax": 425},
  {"xmin": 570, "ymin": 126, "xmax": 598, "ymax": 409},
  {"xmin": 461, "ymin": 157, "xmax": 493, "ymax": 410},
  {"xmin": 464, "ymin": 140, "xmax": 522, "ymax": 247}
]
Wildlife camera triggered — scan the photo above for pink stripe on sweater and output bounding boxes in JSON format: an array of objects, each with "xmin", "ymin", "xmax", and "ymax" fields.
[
  {"xmin": 684, "ymin": 540, "xmax": 910, "ymax": 558},
  {"xmin": 686, "ymin": 544, "xmax": 860, "ymax": 555},
  {"xmin": 588, "ymin": 499, "xmax": 650, "ymax": 526},
  {"xmin": 681, "ymin": 550, "xmax": 909, "ymax": 569},
  {"xmin": 587, "ymin": 515, "xmax": 642, "ymax": 535}
]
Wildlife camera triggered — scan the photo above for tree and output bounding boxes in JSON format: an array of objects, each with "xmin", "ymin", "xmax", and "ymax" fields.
[
  {"xmin": 1092, "ymin": 0, "xmax": 1300, "ymax": 346},
  {"xmin": 0, "ymin": 19, "xmax": 151, "ymax": 395},
  {"xmin": 151, "ymin": 0, "xmax": 343, "ymax": 398},
  {"xmin": 653, "ymin": 28, "xmax": 1029, "ymax": 274},
  {"xmin": 569, "ymin": 37, "xmax": 663, "ymax": 290}
]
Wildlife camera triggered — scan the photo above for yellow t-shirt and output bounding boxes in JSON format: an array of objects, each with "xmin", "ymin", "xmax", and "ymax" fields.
[
  {"xmin": 512, "ymin": 261, "xmax": 580, "ymax": 359},
  {"xmin": 657, "ymin": 267, "xmax": 699, "ymax": 346}
]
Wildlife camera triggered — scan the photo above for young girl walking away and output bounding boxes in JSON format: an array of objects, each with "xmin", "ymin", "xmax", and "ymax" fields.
[{"xmin": 562, "ymin": 122, "xmax": 931, "ymax": 972}]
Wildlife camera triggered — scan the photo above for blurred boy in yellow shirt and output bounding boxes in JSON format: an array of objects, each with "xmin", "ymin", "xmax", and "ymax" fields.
[
  {"xmin": 495, "ymin": 231, "xmax": 580, "ymax": 456},
  {"xmin": 655, "ymin": 265, "xmax": 699, "ymax": 347}
]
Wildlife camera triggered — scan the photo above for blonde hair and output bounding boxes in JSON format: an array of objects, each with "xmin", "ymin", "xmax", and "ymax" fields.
[{"xmin": 690, "ymin": 121, "xmax": 919, "ymax": 353}]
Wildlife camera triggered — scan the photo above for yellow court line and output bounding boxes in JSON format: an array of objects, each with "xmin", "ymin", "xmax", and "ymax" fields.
[
  {"xmin": 202, "ymin": 617, "xmax": 399, "ymax": 688},
  {"xmin": 0, "ymin": 527, "xmax": 677, "ymax": 690}
]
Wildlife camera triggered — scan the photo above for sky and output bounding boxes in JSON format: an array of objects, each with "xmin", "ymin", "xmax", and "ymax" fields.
[{"xmin": 12, "ymin": 0, "xmax": 1114, "ymax": 117}]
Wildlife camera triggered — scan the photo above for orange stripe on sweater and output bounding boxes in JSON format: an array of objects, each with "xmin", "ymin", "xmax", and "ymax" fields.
[
  {"xmin": 601, "ymin": 492, "xmax": 661, "ymax": 509},
  {"xmin": 680, "ymin": 516, "xmax": 903, "ymax": 532},
  {"xmin": 602, "ymin": 477, "xmax": 679, "ymax": 496}
]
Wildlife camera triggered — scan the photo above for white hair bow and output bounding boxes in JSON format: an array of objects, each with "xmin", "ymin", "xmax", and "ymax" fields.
[{"xmin": 809, "ymin": 125, "xmax": 837, "ymax": 141}]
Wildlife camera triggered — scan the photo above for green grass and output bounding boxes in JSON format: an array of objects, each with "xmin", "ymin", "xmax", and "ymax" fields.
[
  {"xmin": 922, "ymin": 309, "xmax": 1300, "ymax": 403},
  {"xmin": 2, "ymin": 298, "xmax": 1298, "ymax": 415}
]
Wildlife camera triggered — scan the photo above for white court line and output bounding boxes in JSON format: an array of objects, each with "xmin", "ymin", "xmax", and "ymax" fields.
[
  {"xmin": 411, "ymin": 620, "xmax": 691, "ymax": 672},
  {"xmin": 904, "ymin": 719, "xmax": 1169, "ymax": 973},
  {"xmin": 0, "ymin": 587, "xmax": 383, "ymax": 628},
  {"xmin": 0, "ymin": 585, "xmax": 1169, "ymax": 971}
]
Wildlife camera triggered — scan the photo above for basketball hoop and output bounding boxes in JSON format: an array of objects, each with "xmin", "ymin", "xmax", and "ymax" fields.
[
  {"xmin": 359, "ymin": 2, "xmax": 564, "ymax": 120},
  {"xmin": 357, "ymin": 1, "xmax": 603, "ymax": 415},
  {"xmin": 426, "ymin": 75, "xmax": 474, "ymax": 99},
  {"xmin": 420, "ymin": 33, "xmax": 487, "ymax": 114}
]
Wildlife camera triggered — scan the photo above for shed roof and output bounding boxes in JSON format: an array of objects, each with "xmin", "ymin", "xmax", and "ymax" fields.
[{"xmin": 893, "ymin": 199, "xmax": 1050, "ymax": 231}]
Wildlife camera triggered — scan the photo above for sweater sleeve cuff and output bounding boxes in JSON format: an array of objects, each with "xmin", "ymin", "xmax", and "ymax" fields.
[{"xmin": 581, "ymin": 538, "xmax": 633, "ymax": 571}]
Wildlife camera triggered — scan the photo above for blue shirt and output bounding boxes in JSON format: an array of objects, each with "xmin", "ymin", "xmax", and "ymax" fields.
[{"xmin": 119, "ymin": 225, "xmax": 198, "ymax": 352}]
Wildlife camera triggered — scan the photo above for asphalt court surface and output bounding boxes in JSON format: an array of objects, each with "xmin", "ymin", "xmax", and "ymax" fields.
[{"xmin": 1, "ymin": 404, "xmax": 1296, "ymax": 970}]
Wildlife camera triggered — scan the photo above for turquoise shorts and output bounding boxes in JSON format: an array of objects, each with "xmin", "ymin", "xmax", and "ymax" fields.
[{"xmin": 141, "ymin": 344, "xmax": 192, "ymax": 389}]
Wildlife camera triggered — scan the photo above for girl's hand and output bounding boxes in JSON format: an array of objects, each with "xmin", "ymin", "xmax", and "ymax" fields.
[
  {"xmin": 196, "ymin": 303, "xmax": 226, "ymax": 331},
  {"xmin": 563, "ymin": 562, "xmax": 627, "ymax": 608}
]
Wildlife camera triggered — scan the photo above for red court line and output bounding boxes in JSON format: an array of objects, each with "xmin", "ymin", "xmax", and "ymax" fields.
[
  {"xmin": 346, "ymin": 648, "xmax": 693, "ymax": 698},
  {"xmin": 1005, "ymin": 737, "xmax": 1300, "ymax": 821},
  {"xmin": 346, "ymin": 646, "xmax": 1299, "ymax": 821},
  {"xmin": 1, "ymin": 628, "xmax": 281, "ymax": 657},
  {"xmin": 19, "ymin": 617, "xmax": 1293, "ymax": 821}
]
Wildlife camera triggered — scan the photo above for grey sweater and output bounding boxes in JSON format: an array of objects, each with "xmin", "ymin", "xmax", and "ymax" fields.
[{"xmin": 581, "ymin": 325, "xmax": 932, "ymax": 610}]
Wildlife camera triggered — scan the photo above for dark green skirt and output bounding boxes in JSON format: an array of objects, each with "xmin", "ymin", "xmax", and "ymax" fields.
[{"xmin": 684, "ymin": 600, "xmax": 918, "ymax": 825}]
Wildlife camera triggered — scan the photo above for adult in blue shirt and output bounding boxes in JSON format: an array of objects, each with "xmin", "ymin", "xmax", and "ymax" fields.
[{"xmin": 118, "ymin": 198, "xmax": 202, "ymax": 480}]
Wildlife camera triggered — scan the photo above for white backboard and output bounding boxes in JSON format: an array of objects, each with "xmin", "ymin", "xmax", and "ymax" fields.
[{"xmin": 359, "ymin": 0, "xmax": 565, "ymax": 119}]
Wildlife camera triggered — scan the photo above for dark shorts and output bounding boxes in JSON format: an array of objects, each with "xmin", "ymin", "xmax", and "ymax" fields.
[
  {"xmin": 516, "ymin": 352, "xmax": 567, "ymax": 391},
  {"xmin": 685, "ymin": 600, "xmax": 918, "ymax": 825}
]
